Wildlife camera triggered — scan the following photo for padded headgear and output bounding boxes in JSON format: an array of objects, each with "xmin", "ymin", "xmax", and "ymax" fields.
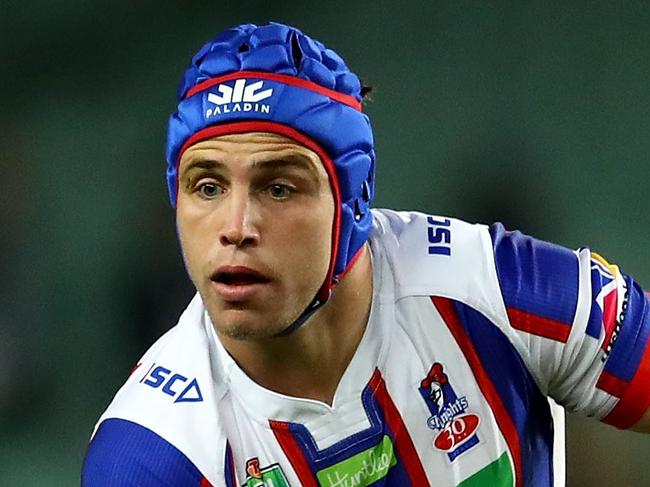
[{"xmin": 166, "ymin": 22, "xmax": 375, "ymax": 312}]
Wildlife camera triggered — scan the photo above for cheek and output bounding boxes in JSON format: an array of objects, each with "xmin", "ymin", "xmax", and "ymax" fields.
[
  {"xmin": 175, "ymin": 203, "xmax": 208, "ymax": 278},
  {"xmin": 284, "ymin": 203, "xmax": 334, "ymax": 271},
  {"xmin": 176, "ymin": 222, "xmax": 196, "ymax": 280}
]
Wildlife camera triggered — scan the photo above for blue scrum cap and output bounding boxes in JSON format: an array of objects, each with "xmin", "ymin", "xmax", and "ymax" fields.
[{"xmin": 166, "ymin": 22, "xmax": 375, "ymax": 305}]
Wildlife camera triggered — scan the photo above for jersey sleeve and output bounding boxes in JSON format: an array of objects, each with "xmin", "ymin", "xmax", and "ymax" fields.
[
  {"xmin": 489, "ymin": 223, "xmax": 650, "ymax": 429},
  {"xmin": 81, "ymin": 418, "xmax": 213, "ymax": 486}
]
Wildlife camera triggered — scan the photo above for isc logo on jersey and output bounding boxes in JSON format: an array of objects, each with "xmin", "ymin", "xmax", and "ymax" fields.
[
  {"xmin": 138, "ymin": 363, "xmax": 204, "ymax": 403},
  {"xmin": 426, "ymin": 216, "xmax": 452, "ymax": 256},
  {"xmin": 419, "ymin": 362, "xmax": 480, "ymax": 461},
  {"xmin": 205, "ymin": 79, "xmax": 273, "ymax": 118}
]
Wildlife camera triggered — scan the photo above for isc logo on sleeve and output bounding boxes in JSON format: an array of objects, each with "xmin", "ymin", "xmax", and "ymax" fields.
[
  {"xmin": 427, "ymin": 216, "xmax": 452, "ymax": 256},
  {"xmin": 138, "ymin": 363, "xmax": 204, "ymax": 404}
]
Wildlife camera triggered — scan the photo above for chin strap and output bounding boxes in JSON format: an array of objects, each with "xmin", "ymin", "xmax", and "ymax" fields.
[
  {"xmin": 275, "ymin": 245, "xmax": 366, "ymax": 336},
  {"xmin": 274, "ymin": 295, "xmax": 328, "ymax": 336},
  {"xmin": 275, "ymin": 296, "xmax": 327, "ymax": 337}
]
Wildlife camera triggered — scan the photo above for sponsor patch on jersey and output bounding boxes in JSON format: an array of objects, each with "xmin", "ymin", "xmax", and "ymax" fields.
[
  {"xmin": 139, "ymin": 362, "xmax": 204, "ymax": 403},
  {"xmin": 242, "ymin": 458, "xmax": 290, "ymax": 487},
  {"xmin": 419, "ymin": 362, "xmax": 480, "ymax": 461},
  {"xmin": 316, "ymin": 435, "xmax": 397, "ymax": 487}
]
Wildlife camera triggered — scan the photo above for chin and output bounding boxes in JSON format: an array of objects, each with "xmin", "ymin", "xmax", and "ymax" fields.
[{"xmin": 207, "ymin": 307, "xmax": 290, "ymax": 341}]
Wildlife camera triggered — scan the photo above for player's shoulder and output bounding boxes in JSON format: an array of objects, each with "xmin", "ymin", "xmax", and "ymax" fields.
[
  {"xmin": 371, "ymin": 207, "xmax": 469, "ymax": 235},
  {"xmin": 83, "ymin": 293, "xmax": 228, "ymax": 485},
  {"xmin": 370, "ymin": 208, "xmax": 488, "ymax": 251},
  {"xmin": 369, "ymin": 208, "xmax": 587, "ymax": 338},
  {"xmin": 370, "ymin": 209, "xmax": 499, "ymax": 305},
  {"xmin": 81, "ymin": 417, "xmax": 220, "ymax": 486},
  {"xmin": 370, "ymin": 209, "xmax": 582, "ymax": 292}
]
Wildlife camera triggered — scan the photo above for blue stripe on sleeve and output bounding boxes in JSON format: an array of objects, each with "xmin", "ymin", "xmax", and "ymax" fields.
[
  {"xmin": 602, "ymin": 278, "xmax": 650, "ymax": 382},
  {"xmin": 489, "ymin": 223, "xmax": 579, "ymax": 329},
  {"xmin": 82, "ymin": 418, "xmax": 208, "ymax": 486}
]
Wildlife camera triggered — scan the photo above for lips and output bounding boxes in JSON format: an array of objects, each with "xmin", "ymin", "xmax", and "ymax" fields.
[
  {"xmin": 211, "ymin": 266, "xmax": 270, "ymax": 284},
  {"xmin": 210, "ymin": 265, "xmax": 272, "ymax": 302}
]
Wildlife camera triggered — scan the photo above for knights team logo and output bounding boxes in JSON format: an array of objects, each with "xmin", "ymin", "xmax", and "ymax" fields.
[
  {"xmin": 242, "ymin": 458, "xmax": 290, "ymax": 487},
  {"xmin": 419, "ymin": 362, "xmax": 480, "ymax": 461}
]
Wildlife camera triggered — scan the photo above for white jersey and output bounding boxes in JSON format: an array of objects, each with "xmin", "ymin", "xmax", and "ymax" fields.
[{"xmin": 82, "ymin": 209, "xmax": 650, "ymax": 487}]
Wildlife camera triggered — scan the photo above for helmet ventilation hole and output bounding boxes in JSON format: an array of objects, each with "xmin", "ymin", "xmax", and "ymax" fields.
[
  {"xmin": 290, "ymin": 32, "xmax": 303, "ymax": 70},
  {"xmin": 362, "ymin": 181, "xmax": 371, "ymax": 201}
]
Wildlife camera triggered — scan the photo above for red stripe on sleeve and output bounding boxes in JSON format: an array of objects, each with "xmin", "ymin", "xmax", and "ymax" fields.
[
  {"xmin": 596, "ymin": 371, "xmax": 627, "ymax": 398},
  {"xmin": 602, "ymin": 335, "xmax": 650, "ymax": 429},
  {"xmin": 269, "ymin": 420, "xmax": 318, "ymax": 487},
  {"xmin": 200, "ymin": 478, "xmax": 213, "ymax": 487},
  {"xmin": 506, "ymin": 307, "xmax": 571, "ymax": 342},
  {"xmin": 369, "ymin": 369, "xmax": 430, "ymax": 486},
  {"xmin": 433, "ymin": 297, "xmax": 523, "ymax": 487}
]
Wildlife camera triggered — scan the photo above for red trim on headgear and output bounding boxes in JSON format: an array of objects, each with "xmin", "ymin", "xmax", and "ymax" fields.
[
  {"xmin": 175, "ymin": 121, "xmax": 342, "ymax": 302},
  {"xmin": 185, "ymin": 70, "xmax": 362, "ymax": 111}
]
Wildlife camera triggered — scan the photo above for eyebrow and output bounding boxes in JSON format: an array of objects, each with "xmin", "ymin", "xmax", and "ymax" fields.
[
  {"xmin": 181, "ymin": 159, "xmax": 225, "ymax": 175},
  {"xmin": 252, "ymin": 155, "xmax": 321, "ymax": 183},
  {"xmin": 181, "ymin": 154, "xmax": 322, "ymax": 185}
]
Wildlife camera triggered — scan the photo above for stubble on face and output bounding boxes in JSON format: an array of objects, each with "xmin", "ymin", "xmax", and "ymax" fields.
[{"xmin": 204, "ymin": 300, "xmax": 301, "ymax": 341}]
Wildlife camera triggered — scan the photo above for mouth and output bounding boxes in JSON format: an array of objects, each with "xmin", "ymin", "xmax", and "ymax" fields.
[{"xmin": 210, "ymin": 266, "xmax": 272, "ymax": 302}]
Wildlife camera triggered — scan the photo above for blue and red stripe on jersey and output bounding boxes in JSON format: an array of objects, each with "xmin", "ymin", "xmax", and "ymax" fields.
[
  {"xmin": 432, "ymin": 296, "xmax": 556, "ymax": 487},
  {"xmin": 597, "ymin": 278, "xmax": 649, "ymax": 385},
  {"xmin": 490, "ymin": 224, "xmax": 579, "ymax": 343},
  {"xmin": 597, "ymin": 279, "xmax": 650, "ymax": 428},
  {"xmin": 270, "ymin": 369, "xmax": 428, "ymax": 486}
]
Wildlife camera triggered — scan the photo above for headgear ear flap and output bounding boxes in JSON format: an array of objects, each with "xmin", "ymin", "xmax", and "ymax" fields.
[{"xmin": 166, "ymin": 22, "xmax": 376, "ymax": 325}]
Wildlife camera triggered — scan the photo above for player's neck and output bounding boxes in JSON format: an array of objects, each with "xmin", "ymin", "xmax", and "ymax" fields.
[{"xmin": 222, "ymin": 245, "xmax": 373, "ymax": 406}]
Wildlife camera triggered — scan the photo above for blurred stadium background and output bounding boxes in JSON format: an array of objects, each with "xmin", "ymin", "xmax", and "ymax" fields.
[{"xmin": 1, "ymin": 1, "xmax": 648, "ymax": 485}]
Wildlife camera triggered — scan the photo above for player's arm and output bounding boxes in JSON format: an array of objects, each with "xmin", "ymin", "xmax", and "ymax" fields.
[
  {"xmin": 631, "ymin": 292, "xmax": 650, "ymax": 433},
  {"xmin": 490, "ymin": 224, "xmax": 650, "ymax": 431}
]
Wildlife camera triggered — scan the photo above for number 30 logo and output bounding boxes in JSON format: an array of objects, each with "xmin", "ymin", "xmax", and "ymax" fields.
[{"xmin": 433, "ymin": 413, "xmax": 480, "ymax": 452}]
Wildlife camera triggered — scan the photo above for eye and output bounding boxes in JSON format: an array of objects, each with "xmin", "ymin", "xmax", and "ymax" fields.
[
  {"xmin": 267, "ymin": 184, "xmax": 292, "ymax": 199},
  {"xmin": 197, "ymin": 182, "xmax": 223, "ymax": 199}
]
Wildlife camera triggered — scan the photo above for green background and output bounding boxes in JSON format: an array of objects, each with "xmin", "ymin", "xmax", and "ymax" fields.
[{"xmin": 1, "ymin": 1, "xmax": 648, "ymax": 485}]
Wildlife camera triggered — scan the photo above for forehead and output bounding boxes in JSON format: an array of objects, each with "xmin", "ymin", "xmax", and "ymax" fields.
[{"xmin": 178, "ymin": 132, "xmax": 324, "ymax": 172}]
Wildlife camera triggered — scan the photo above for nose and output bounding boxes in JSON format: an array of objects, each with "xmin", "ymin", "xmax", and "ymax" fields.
[{"xmin": 219, "ymin": 190, "xmax": 260, "ymax": 248}]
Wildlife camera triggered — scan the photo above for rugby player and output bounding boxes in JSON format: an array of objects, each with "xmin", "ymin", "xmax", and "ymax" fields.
[{"xmin": 82, "ymin": 22, "xmax": 650, "ymax": 486}]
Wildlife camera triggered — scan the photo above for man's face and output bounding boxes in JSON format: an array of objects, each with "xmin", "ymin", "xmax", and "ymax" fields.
[{"xmin": 176, "ymin": 132, "xmax": 335, "ymax": 340}]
